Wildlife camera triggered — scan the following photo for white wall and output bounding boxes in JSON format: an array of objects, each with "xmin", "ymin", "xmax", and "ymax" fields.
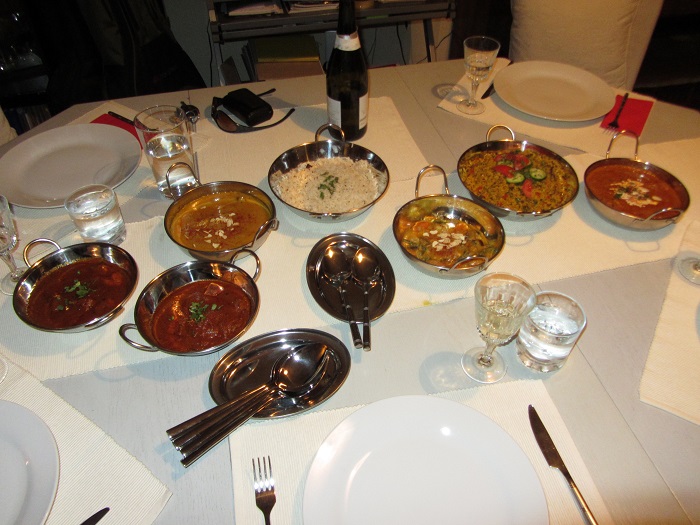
[{"xmin": 162, "ymin": 0, "xmax": 453, "ymax": 86}]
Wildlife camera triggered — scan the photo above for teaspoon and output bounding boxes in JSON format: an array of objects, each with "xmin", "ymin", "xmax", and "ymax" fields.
[
  {"xmin": 321, "ymin": 245, "xmax": 363, "ymax": 348},
  {"xmin": 352, "ymin": 247, "xmax": 381, "ymax": 351}
]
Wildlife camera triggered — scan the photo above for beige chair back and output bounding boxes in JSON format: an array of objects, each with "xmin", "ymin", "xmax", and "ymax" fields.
[{"xmin": 509, "ymin": 0, "xmax": 663, "ymax": 90}]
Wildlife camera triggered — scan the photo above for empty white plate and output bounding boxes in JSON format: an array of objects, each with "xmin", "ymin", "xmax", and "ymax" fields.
[
  {"xmin": 494, "ymin": 61, "xmax": 615, "ymax": 121},
  {"xmin": 0, "ymin": 400, "xmax": 59, "ymax": 525},
  {"xmin": 0, "ymin": 123, "xmax": 141, "ymax": 208},
  {"xmin": 303, "ymin": 395, "xmax": 548, "ymax": 524}
]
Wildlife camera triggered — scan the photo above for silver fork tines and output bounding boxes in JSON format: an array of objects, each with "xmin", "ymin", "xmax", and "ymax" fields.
[{"xmin": 253, "ymin": 456, "xmax": 276, "ymax": 525}]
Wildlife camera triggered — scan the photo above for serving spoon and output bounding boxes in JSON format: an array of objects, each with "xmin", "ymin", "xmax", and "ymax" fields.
[
  {"xmin": 352, "ymin": 247, "xmax": 381, "ymax": 351},
  {"xmin": 168, "ymin": 342, "xmax": 329, "ymax": 467},
  {"xmin": 321, "ymin": 245, "xmax": 363, "ymax": 349}
]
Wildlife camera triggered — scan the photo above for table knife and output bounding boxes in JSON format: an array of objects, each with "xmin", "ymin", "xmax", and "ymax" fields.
[
  {"xmin": 78, "ymin": 507, "xmax": 110, "ymax": 525},
  {"xmin": 481, "ymin": 60, "xmax": 512, "ymax": 99},
  {"xmin": 528, "ymin": 405, "xmax": 598, "ymax": 525}
]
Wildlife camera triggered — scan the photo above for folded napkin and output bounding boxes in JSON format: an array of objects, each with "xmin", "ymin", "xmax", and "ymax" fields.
[
  {"xmin": 438, "ymin": 58, "xmax": 656, "ymax": 158},
  {"xmin": 640, "ymin": 220, "xmax": 700, "ymax": 424},
  {"xmin": 0, "ymin": 357, "xmax": 170, "ymax": 524},
  {"xmin": 599, "ymin": 94, "xmax": 654, "ymax": 136},
  {"xmin": 229, "ymin": 380, "xmax": 612, "ymax": 524},
  {"xmin": 91, "ymin": 112, "xmax": 140, "ymax": 142}
]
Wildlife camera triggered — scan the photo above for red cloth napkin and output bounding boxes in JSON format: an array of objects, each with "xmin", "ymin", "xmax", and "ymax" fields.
[
  {"xmin": 91, "ymin": 113, "xmax": 141, "ymax": 145},
  {"xmin": 600, "ymin": 94, "xmax": 654, "ymax": 135}
]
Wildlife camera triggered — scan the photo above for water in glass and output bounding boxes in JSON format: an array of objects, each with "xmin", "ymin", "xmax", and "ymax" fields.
[{"xmin": 516, "ymin": 292, "xmax": 586, "ymax": 372}]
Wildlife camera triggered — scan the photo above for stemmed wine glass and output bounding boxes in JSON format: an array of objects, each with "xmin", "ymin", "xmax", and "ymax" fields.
[
  {"xmin": 461, "ymin": 272, "xmax": 536, "ymax": 383},
  {"xmin": 678, "ymin": 256, "xmax": 700, "ymax": 284},
  {"xmin": 457, "ymin": 36, "xmax": 501, "ymax": 116},
  {"xmin": 0, "ymin": 195, "xmax": 27, "ymax": 295}
]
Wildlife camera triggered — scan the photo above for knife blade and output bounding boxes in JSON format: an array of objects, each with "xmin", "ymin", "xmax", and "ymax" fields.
[
  {"xmin": 480, "ymin": 60, "xmax": 512, "ymax": 99},
  {"xmin": 528, "ymin": 405, "xmax": 598, "ymax": 525},
  {"xmin": 78, "ymin": 507, "xmax": 110, "ymax": 525}
]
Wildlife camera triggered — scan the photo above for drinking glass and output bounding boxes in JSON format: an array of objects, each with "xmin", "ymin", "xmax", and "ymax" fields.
[
  {"xmin": 516, "ymin": 291, "xmax": 587, "ymax": 372},
  {"xmin": 134, "ymin": 105, "xmax": 198, "ymax": 199},
  {"xmin": 64, "ymin": 184, "xmax": 126, "ymax": 244},
  {"xmin": 678, "ymin": 256, "xmax": 700, "ymax": 284},
  {"xmin": 461, "ymin": 272, "xmax": 536, "ymax": 383},
  {"xmin": 457, "ymin": 36, "xmax": 501, "ymax": 116},
  {"xmin": 0, "ymin": 195, "xmax": 28, "ymax": 295}
]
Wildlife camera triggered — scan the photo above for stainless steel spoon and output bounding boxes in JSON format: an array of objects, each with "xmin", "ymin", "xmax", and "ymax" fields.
[
  {"xmin": 168, "ymin": 342, "xmax": 329, "ymax": 467},
  {"xmin": 321, "ymin": 245, "xmax": 363, "ymax": 348},
  {"xmin": 352, "ymin": 247, "xmax": 381, "ymax": 351}
]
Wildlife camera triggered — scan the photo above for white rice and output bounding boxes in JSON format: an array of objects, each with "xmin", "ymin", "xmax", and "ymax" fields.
[{"xmin": 270, "ymin": 157, "xmax": 386, "ymax": 213}]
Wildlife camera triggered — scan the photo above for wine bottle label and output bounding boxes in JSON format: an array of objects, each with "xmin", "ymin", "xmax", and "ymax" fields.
[
  {"xmin": 334, "ymin": 32, "xmax": 361, "ymax": 52},
  {"xmin": 327, "ymin": 93, "xmax": 368, "ymax": 131}
]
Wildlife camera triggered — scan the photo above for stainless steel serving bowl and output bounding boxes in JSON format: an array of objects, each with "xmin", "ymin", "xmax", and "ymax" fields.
[
  {"xmin": 164, "ymin": 180, "xmax": 278, "ymax": 262},
  {"xmin": 457, "ymin": 125, "xmax": 579, "ymax": 221},
  {"xmin": 268, "ymin": 124, "xmax": 389, "ymax": 221},
  {"xmin": 13, "ymin": 239, "xmax": 138, "ymax": 332},
  {"xmin": 584, "ymin": 131, "xmax": 690, "ymax": 230},
  {"xmin": 393, "ymin": 165, "xmax": 505, "ymax": 278},
  {"xmin": 119, "ymin": 249, "xmax": 260, "ymax": 356}
]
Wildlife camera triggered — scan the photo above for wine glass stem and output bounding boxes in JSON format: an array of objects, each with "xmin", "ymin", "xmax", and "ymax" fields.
[
  {"xmin": 467, "ymin": 79, "xmax": 479, "ymax": 107},
  {"xmin": 1, "ymin": 251, "xmax": 23, "ymax": 281},
  {"xmin": 478, "ymin": 341, "xmax": 498, "ymax": 367}
]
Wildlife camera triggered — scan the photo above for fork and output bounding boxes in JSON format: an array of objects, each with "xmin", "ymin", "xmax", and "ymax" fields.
[
  {"xmin": 253, "ymin": 456, "xmax": 276, "ymax": 525},
  {"xmin": 606, "ymin": 92, "xmax": 629, "ymax": 132}
]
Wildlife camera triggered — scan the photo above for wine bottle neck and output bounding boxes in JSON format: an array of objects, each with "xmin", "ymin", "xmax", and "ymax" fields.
[
  {"xmin": 334, "ymin": 32, "xmax": 361, "ymax": 51},
  {"xmin": 337, "ymin": 0, "xmax": 357, "ymax": 36}
]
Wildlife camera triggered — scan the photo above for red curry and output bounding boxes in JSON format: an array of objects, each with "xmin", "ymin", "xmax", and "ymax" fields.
[
  {"xmin": 586, "ymin": 164, "xmax": 684, "ymax": 220},
  {"xmin": 147, "ymin": 280, "xmax": 252, "ymax": 353},
  {"xmin": 27, "ymin": 258, "xmax": 133, "ymax": 330}
]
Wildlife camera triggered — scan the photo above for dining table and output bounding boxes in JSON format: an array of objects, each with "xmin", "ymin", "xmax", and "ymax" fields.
[{"xmin": 1, "ymin": 57, "xmax": 699, "ymax": 525}]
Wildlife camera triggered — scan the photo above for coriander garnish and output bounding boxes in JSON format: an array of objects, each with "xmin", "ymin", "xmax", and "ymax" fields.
[
  {"xmin": 189, "ymin": 302, "xmax": 218, "ymax": 322},
  {"xmin": 318, "ymin": 173, "xmax": 340, "ymax": 200},
  {"xmin": 64, "ymin": 279, "xmax": 92, "ymax": 298}
]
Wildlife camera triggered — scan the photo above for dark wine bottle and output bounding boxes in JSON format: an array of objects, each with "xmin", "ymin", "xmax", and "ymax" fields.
[{"xmin": 326, "ymin": 0, "xmax": 368, "ymax": 141}]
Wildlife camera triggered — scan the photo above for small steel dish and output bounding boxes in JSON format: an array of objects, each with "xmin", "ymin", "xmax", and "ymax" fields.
[
  {"xmin": 393, "ymin": 165, "xmax": 505, "ymax": 278},
  {"xmin": 119, "ymin": 249, "xmax": 260, "ymax": 356},
  {"xmin": 209, "ymin": 328, "xmax": 351, "ymax": 418},
  {"xmin": 13, "ymin": 238, "xmax": 138, "ymax": 333},
  {"xmin": 306, "ymin": 232, "xmax": 395, "ymax": 322},
  {"xmin": 457, "ymin": 125, "xmax": 579, "ymax": 220},
  {"xmin": 268, "ymin": 124, "xmax": 389, "ymax": 221},
  {"xmin": 164, "ymin": 180, "xmax": 278, "ymax": 262},
  {"xmin": 584, "ymin": 131, "xmax": 690, "ymax": 230}
]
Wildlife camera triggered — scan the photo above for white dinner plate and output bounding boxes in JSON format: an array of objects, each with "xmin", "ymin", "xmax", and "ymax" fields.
[
  {"xmin": 494, "ymin": 60, "xmax": 616, "ymax": 121},
  {"xmin": 303, "ymin": 396, "xmax": 548, "ymax": 524},
  {"xmin": 0, "ymin": 400, "xmax": 59, "ymax": 525},
  {"xmin": 0, "ymin": 123, "xmax": 141, "ymax": 208}
]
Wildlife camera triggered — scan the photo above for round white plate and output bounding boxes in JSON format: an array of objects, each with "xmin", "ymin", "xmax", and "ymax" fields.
[
  {"xmin": 0, "ymin": 400, "xmax": 59, "ymax": 525},
  {"xmin": 0, "ymin": 124, "xmax": 141, "ymax": 208},
  {"xmin": 494, "ymin": 60, "xmax": 615, "ymax": 121},
  {"xmin": 303, "ymin": 396, "xmax": 548, "ymax": 525}
]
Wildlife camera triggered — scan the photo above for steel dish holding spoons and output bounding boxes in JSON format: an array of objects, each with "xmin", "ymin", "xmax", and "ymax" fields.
[{"xmin": 167, "ymin": 342, "xmax": 329, "ymax": 467}]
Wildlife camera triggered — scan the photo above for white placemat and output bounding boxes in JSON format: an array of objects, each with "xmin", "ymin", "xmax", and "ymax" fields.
[
  {"xmin": 438, "ymin": 58, "xmax": 655, "ymax": 158},
  {"xmin": 640, "ymin": 219, "xmax": 700, "ymax": 424},
  {"xmin": 229, "ymin": 380, "xmax": 613, "ymax": 524},
  {"xmin": 0, "ymin": 357, "xmax": 170, "ymax": 524}
]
